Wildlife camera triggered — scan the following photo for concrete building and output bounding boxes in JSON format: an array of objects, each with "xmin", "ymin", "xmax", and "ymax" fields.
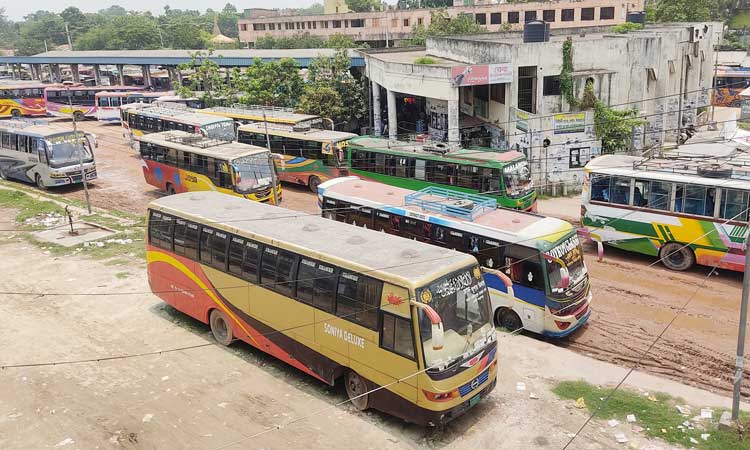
[
  {"xmin": 361, "ymin": 22, "xmax": 721, "ymax": 191},
  {"xmin": 238, "ymin": 0, "xmax": 644, "ymax": 47}
]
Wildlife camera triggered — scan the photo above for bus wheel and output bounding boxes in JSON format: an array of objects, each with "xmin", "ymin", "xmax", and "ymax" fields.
[
  {"xmin": 10, "ymin": 109, "xmax": 21, "ymax": 118},
  {"xmin": 35, "ymin": 174, "xmax": 47, "ymax": 191},
  {"xmin": 209, "ymin": 309, "xmax": 234, "ymax": 346},
  {"xmin": 345, "ymin": 371, "xmax": 370, "ymax": 411},
  {"xmin": 308, "ymin": 176, "xmax": 321, "ymax": 193},
  {"xmin": 73, "ymin": 111, "xmax": 84, "ymax": 121},
  {"xmin": 498, "ymin": 308, "xmax": 522, "ymax": 332},
  {"xmin": 659, "ymin": 242, "xmax": 695, "ymax": 271}
]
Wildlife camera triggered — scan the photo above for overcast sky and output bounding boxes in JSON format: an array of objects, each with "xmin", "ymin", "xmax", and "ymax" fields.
[{"xmin": 5, "ymin": 1, "xmax": 319, "ymax": 20}]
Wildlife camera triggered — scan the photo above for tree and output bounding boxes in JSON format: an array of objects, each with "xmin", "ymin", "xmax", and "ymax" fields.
[
  {"xmin": 297, "ymin": 3, "xmax": 325, "ymax": 15},
  {"xmin": 163, "ymin": 15, "xmax": 210, "ymax": 49},
  {"xmin": 98, "ymin": 5, "xmax": 128, "ymax": 18},
  {"xmin": 75, "ymin": 27, "xmax": 111, "ymax": 50},
  {"xmin": 61, "ymin": 7, "xmax": 88, "ymax": 33},
  {"xmin": 408, "ymin": 9, "xmax": 486, "ymax": 45},
  {"xmin": 0, "ymin": 8, "xmax": 18, "ymax": 49},
  {"xmin": 298, "ymin": 49, "xmax": 367, "ymax": 131},
  {"xmin": 238, "ymin": 58, "xmax": 304, "ymax": 107},
  {"xmin": 397, "ymin": 0, "xmax": 451, "ymax": 9},
  {"xmin": 255, "ymin": 33, "xmax": 327, "ymax": 49},
  {"xmin": 652, "ymin": 0, "xmax": 716, "ymax": 22},
  {"xmin": 594, "ymin": 101, "xmax": 645, "ymax": 153},
  {"xmin": 106, "ymin": 14, "xmax": 160, "ymax": 50},
  {"xmin": 326, "ymin": 33, "xmax": 359, "ymax": 48},
  {"xmin": 15, "ymin": 11, "xmax": 66, "ymax": 55},
  {"xmin": 177, "ymin": 50, "xmax": 229, "ymax": 107},
  {"xmin": 345, "ymin": 0, "xmax": 381, "ymax": 13}
]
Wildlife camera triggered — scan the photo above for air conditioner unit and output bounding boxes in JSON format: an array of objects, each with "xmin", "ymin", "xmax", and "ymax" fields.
[{"xmin": 689, "ymin": 25, "xmax": 705, "ymax": 43}]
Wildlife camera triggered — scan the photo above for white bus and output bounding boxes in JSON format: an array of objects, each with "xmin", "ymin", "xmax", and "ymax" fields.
[
  {"xmin": 0, "ymin": 121, "xmax": 97, "ymax": 189},
  {"xmin": 318, "ymin": 177, "xmax": 591, "ymax": 337}
]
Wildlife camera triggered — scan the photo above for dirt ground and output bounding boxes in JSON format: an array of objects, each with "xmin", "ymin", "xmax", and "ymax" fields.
[
  {"xmin": 0, "ymin": 205, "xmax": 692, "ymax": 450},
  {"xmin": 18, "ymin": 119, "xmax": 750, "ymax": 400}
]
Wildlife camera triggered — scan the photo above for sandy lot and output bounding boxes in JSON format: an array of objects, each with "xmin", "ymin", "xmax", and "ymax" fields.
[{"xmin": 11, "ymin": 119, "xmax": 750, "ymax": 400}]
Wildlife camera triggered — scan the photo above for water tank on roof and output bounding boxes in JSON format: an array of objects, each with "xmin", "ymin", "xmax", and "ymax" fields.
[
  {"xmin": 626, "ymin": 11, "xmax": 646, "ymax": 24},
  {"xmin": 523, "ymin": 20, "xmax": 550, "ymax": 43}
]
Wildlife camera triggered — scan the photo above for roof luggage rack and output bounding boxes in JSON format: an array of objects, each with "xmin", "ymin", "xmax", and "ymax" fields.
[{"xmin": 404, "ymin": 186, "xmax": 496, "ymax": 221}]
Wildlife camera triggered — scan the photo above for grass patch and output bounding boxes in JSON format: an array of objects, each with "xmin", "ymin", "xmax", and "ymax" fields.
[
  {"xmin": 0, "ymin": 189, "xmax": 66, "ymax": 227},
  {"xmin": 104, "ymin": 258, "xmax": 130, "ymax": 267},
  {"xmin": 115, "ymin": 271, "xmax": 130, "ymax": 279},
  {"xmin": 553, "ymin": 380, "xmax": 750, "ymax": 449},
  {"xmin": 730, "ymin": 12, "xmax": 750, "ymax": 29},
  {"xmin": 414, "ymin": 56, "xmax": 436, "ymax": 65}
]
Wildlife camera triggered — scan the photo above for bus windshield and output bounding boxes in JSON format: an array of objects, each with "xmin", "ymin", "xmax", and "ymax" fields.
[
  {"xmin": 503, "ymin": 160, "xmax": 532, "ymax": 198},
  {"xmin": 418, "ymin": 266, "xmax": 493, "ymax": 370},
  {"xmin": 203, "ymin": 121, "xmax": 234, "ymax": 141},
  {"xmin": 45, "ymin": 133, "xmax": 93, "ymax": 168},
  {"xmin": 233, "ymin": 154, "xmax": 274, "ymax": 193},
  {"xmin": 544, "ymin": 234, "xmax": 587, "ymax": 297}
]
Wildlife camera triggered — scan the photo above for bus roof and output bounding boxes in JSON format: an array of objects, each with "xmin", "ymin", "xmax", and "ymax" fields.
[
  {"xmin": 348, "ymin": 136, "xmax": 525, "ymax": 166},
  {"xmin": 319, "ymin": 177, "xmax": 573, "ymax": 250},
  {"xmin": 137, "ymin": 131, "xmax": 268, "ymax": 160},
  {"xmin": 122, "ymin": 103, "xmax": 233, "ymax": 126},
  {"xmin": 203, "ymin": 106, "xmax": 320, "ymax": 125},
  {"xmin": 237, "ymin": 122, "xmax": 357, "ymax": 143},
  {"xmin": 0, "ymin": 82, "xmax": 50, "ymax": 89},
  {"xmin": 149, "ymin": 191, "xmax": 476, "ymax": 286},
  {"xmin": 0, "ymin": 120, "xmax": 78, "ymax": 138},
  {"xmin": 585, "ymin": 154, "xmax": 750, "ymax": 190},
  {"xmin": 95, "ymin": 91, "xmax": 165, "ymax": 97},
  {"xmin": 44, "ymin": 85, "xmax": 141, "ymax": 92}
]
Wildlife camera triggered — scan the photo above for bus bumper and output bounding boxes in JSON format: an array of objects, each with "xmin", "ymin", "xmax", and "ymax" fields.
[{"xmin": 543, "ymin": 307, "xmax": 591, "ymax": 338}]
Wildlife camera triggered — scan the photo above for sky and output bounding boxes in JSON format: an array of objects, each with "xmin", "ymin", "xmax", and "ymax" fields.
[{"xmin": 4, "ymin": 0, "xmax": 319, "ymax": 21}]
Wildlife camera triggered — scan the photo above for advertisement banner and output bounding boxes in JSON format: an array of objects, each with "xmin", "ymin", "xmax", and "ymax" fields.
[
  {"xmin": 515, "ymin": 109, "xmax": 529, "ymax": 132},
  {"xmin": 450, "ymin": 63, "xmax": 513, "ymax": 87},
  {"xmin": 553, "ymin": 113, "xmax": 586, "ymax": 134}
]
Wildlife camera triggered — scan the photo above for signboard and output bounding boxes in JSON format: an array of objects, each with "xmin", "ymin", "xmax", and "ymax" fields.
[
  {"xmin": 450, "ymin": 63, "xmax": 513, "ymax": 87},
  {"xmin": 515, "ymin": 110, "xmax": 529, "ymax": 132},
  {"xmin": 553, "ymin": 113, "xmax": 586, "ymax": 134}
]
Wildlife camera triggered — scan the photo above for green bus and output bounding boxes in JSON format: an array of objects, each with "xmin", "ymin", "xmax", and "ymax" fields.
[{"xmin": 346, "ymin": 137, "xmax": 537, "ymax": 211}]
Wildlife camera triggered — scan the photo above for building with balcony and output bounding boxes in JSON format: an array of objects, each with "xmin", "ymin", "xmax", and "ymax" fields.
[
  {"xmin": 360, "ymin": 22, "xmax": 721, "ymax": 189},
  {"xmin": 238, "ymin": 0, "xmax": 645, "ymax": 47}
]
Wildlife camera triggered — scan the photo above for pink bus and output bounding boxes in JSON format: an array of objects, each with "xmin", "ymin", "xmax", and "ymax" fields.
[{"xmin": 44, "ymin": 84, "xmax": 143, "ymax": 120}]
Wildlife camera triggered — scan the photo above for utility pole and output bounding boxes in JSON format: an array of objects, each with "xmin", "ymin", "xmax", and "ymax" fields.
[
  {"xmin": 733, "ymin": 232, "xmax": 750, "ymax": 420},
  {"xmin": 65, "ymin": 23, "xmax": 74, "ymax": 51},
  {"xmin": 262, "ymin": 112, "xmax": 280, "ymax": 205},
  {"xmin": 67, "ymin": 87, "xmax": 92, "ymax": 214},
  {"xmin": 676, "ymin": 50, "xmax": 685, "ymax": 148}
]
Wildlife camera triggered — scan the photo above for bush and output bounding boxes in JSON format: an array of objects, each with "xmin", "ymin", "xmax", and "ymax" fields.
[
  {"xmin": 414, "ymin": 56, "xmax": 436, "ymax": 64},
  {"xmin": 611, "ymin": 22, "xmax": 644, "ymax": 34}
]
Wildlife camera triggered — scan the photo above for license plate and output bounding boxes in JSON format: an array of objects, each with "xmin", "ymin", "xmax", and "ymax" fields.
[{"xmin": 469, "ymin": 394, "xmax": 481, "ymax": 407}]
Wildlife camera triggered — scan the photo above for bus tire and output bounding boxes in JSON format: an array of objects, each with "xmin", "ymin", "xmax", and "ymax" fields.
[
  {"xmin": 308, "ymin": 175, "xmax": 321, "ymax": 193},
  {"xmin": 209, "ymin": 309, "xmax": 234, "ymax": 346},
  {"xmin": 498, "ymin": 308, "xmax": 522, "ymax": 332},
  {"xmin": 659, "ymin": 242, "xmax": 695, "ymax": 271},
  {"xmin": 344, "ymin": 370, "xmax": 370, "ymax": 411},
  {"xmin": 73, "ymin": 111, "xmax": 84, "ymax": 121},
  {"xmin": 10, "ymin": 109, "xmax": 21, "ymax": 118},
  {"xmin": 165, "ymin": 183, "xmax": 175, "ymax": 195},
  {"xmin": 35, "ymin": 174, "xmax": 47, "ymax": 191}
]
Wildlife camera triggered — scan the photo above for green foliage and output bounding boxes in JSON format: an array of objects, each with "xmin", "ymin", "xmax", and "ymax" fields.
[
  {"xmin": 408, "ymin": 9, "xmax": 486, "ymax": 46},
  {"xmin": 413, "ymin": 56, "xmax": 436, "ymax": 64},
  {"xmin": 553, "ymin": 380, "xmax": 750, "ymax": 450},
  {"xmin": 730, "ymin": 12, "xmax": 750, "ymax": 29},
  {"xmin": 0, "ymin": 8, "xmax": 18, "ymax": 49},
  {"xmin": 559, "ymin": 37, "xmax": 577, "ymax": 109},
  {"xmin": 345, "ymin": 0, "xmax": 381, "ymax": 12},
  {"xmin": 610, "ymin": 22, "xmax": 644, "ymax": 34},
  {"xmin": 15, "ymin": 10, "xmax": 66, "ymax": 55},
  {"xmin": 298, "ymin": 49, "xmax": 367, "ymax": 131},
  {"xmin": 579, "ymin": 80, "xmax": 597, "ymax": 110},
  {"xmin": 397, "ymin": 0, "xmax": 452, "ymax": 8},
  {"xmin": 177, "ymin": 50, "xmax": 228, "ymax": 107},
  {"xmin": 237, "ymin": 58, "xmax": 304, "ymax": 107},
  {"xmin": 162, "ymin": 15, "xmax": 210, "ymax": 49},
  {"xmin": 327, "ymin": 33, "xmax": 364, "ymax": 49},
  {"xmin": 652, "ymin": 0, "xmax": 716, "ymax": 22},
  {"xmin": 255, "ymin": 33, "xmax": 363, "ymax": 49},
  {"xmin": 594, "ymin": 101, "xmax": 645, "ymax": 154},
  {"xmin": 296, "ymin": 3, "xmax": 325, "ymax": 15}
]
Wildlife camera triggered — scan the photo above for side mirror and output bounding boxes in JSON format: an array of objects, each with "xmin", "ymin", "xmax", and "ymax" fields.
[
  {"xmin": 481, "ymin": 267, "xmax": 514, "ymax": 298},
  {"xmin": 411, "ymin": 301, "xmax": 444, "ymax": 351}
]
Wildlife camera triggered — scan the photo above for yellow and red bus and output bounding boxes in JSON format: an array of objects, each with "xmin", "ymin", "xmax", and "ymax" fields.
[
  {"xmin": 146, "ymin": 191, "xmax": 498, "ymax": 425},
  {"xmin": 137, "ymin": 130, "xmax": 281, "ymax": 203},
  {"xmin": 0, "ymin": 83, "xmax": 48, "ymax": 118},
  {"xmin": 120, "ymin": 103, "xmax": 235, "ymax": 145}
]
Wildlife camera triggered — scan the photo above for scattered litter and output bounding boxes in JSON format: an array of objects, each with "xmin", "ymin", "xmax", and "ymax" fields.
[
  {"xmin": 661, "ymin": 428, "xmax": 667, "ymax": 434},
  {"xmin": 142, "ymin": 413, "xmax": 154, "ymax": 423},
  {"xmin": 626, "ymin": 414, "xmax": 636, "ymax": 423},
  {"xmin": 682, "ymin": 420, "xmax": 690, "ymax": 427},
  {"xmin": 96, "ymin": 242, "xmax": 104, "ymax": 248},
  {"xmin": 217, "ymin": 402, "xmax": 228, "ymax": 408},
  {"xmin": 608, "ymin": 419, "xmax": 620, "ymax": 427},
  {"xmin": 700, "ymin": 408, "xmax": 713, "ymax": 419},
  {"xmin": 574, "ymin": 397, "xmax": 586, "ymax": 409},
  {"xmin": 529, "ymin": 393, "xmax": 539, "ymax": 400},
  {"xmin": 566, "ymin": 433, "xmax": 575, "ymax": 438},
  {"xmin": 614, "ymin": 432, "xmax": 628, "ymax": 444},
  {"xmin": 54, "ymin": 438, "xmax": 74, "ymax": 447},
  {"xmin": 689, "ymin": 437, "xmax": 699, "ymax": 444},
  {"xmin": 516, "ymin": 382, "xmax": 526, "ymax": 392},
  {"xmin": 676, "ymin": 405, "xmax": 690, "ymax": 415},
  {"xmin": 701, "ymin": 433, "xmax": 710, "ymax": 441},
  {"xmin": 161, "ymin": 376, "xmax": 169, "ymax": 382},
  {"xmin": 648, "ymin": 396, "xmax": 658, "ymax": 402}
]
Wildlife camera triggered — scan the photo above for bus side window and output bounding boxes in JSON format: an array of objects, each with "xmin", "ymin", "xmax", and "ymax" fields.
[
  {"xmin": 380, "ymin": 312, "xmax": 415, "ymax": 359},
  {"xmin": 183, "ymin": 222, "xmax": 199, "ymax": 260},
  {"xmin": 373, "ymin": 211, "xmax": 393, "ymax": 233},
  {"xmin": 336, "ymin": 271, "xmax": 381, "ymax": 330},
  {"xmin": 211, "ymin": 231, "xmax": 229, "ymax": 271},
  {"xmin": 276, "ymin": 249, "xmax": 298, "ymax": 297},
  {"xmin": 479, "ymin": 238, "xmax": 503, "ymax": 269},
  {"xmin": 504, "ymin": 247, "xmax": 543, "ymax": 290},
  {"xmin": 354, "ymin": 207, "xmax": 373, "ymax": 229},
  {"xmin": 680, "ymin": 185, "xmax": 715, "ymax": 217},
  {"xmin": 414, "ymin": 158, "xmax": 426, "ymax": 180},
  {"xmin": 173, "ymin": 219, "xmax": 188, "ymax": 256},
  {"xmin": 458, "ymin": 165, "xmax": 480, "ymax": 190},
  {"xmin": 149, "ymin": 212, "xmax": 173, "ymax": 251},
  {"xmin": 721, "ymin": 189, "xmax": 750, "ymax": 221},
  {"xmin": 609, "ymin": 176, "xmax": 631, "ymax": 205},
  {"xmin": 313, "ymin": 262, "xmax": 337, "ymax": 313},
  {"xmin": 241, "ymin": 240, "xmax": 260, "ymax": 283},
  {"xmin": 590, "ymin": 174, "xmax": 610, "ymax": 202},
  {"xmin": 199, "ymin": 227, "xmax": 214, "ymax": 264},
  {"xmin": 296, "ymin": 258, "xmax": 317, "ymax": 305},
  {"xmin": 444, "ymin": 229, "xmax": 464, "ymax": 251}
]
